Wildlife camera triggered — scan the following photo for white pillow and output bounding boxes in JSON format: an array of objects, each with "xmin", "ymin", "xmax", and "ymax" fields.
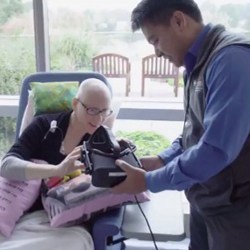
[{"xmin": 19, "ymin": 91, "xmax": 122, "ymax": 136}]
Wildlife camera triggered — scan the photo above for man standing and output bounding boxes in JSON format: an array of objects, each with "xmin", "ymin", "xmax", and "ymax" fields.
[{"xmin": 113, "ymin": 1, "xmax": 250, "ymax": 250}]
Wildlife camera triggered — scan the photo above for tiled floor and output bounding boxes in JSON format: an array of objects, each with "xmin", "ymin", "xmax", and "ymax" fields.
[{"xmin": 109, "ymin": 78, "xmax": 184, "ymax": 101}]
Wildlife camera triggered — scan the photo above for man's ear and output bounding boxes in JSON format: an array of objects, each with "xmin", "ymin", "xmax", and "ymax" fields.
[{"xmin": 171, "ymin": 10, "xmax": 186, "ymax": 31}]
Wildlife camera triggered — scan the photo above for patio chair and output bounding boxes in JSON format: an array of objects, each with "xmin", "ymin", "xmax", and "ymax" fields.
[
  {"xmin": 141, "ymin": 54, "xmax": 179, "ymax": 97},
  {"xmin": 16, "ymin": 71, "xmax": 125, "ymax": 250},
  {"xmin": 92, "ymin": 53, "xmax": 131, "ymax": 96}
]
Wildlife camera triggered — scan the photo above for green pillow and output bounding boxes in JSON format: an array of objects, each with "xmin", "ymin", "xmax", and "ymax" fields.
[{"xmin": 30, "ymin": 82, "xmax": 79, "ymax": 115}]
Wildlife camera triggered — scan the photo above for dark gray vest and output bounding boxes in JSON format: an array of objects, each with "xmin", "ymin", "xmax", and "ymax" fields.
[{"xmin": 183, "ymin": 25, "xmax": 250, "ymax": 215}]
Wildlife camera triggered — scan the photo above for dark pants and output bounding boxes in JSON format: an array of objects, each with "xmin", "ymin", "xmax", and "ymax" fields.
[
  {"xmin": 189, "ymin": 203, "xmax": 250, "ymax": 250},
  {"xmin": 189, "ymin": 205, "xmax": 209, "ymax": 250}
]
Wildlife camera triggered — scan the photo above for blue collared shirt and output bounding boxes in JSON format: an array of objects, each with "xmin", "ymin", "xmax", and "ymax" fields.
[
  {"xmin": 146, "ymin": 25, "xmax": 250, "ymax": 192},
  {"xmin": 184, "ymin": 24, "xmax": 211, "ymax": 75}
]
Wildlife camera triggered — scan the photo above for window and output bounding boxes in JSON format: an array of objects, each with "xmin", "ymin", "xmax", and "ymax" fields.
[
  {"xmin": 0, "ymin": 0, "xmax": 35, "ymax": 95},
  {"xmin": 0, "ymin": 0, "xmax": 35, "ymax": 156}
]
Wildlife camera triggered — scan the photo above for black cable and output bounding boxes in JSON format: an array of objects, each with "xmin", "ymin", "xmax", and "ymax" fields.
[{"xmin": 134, "ymin": 194, "xmax": 159, "ymax": 250}]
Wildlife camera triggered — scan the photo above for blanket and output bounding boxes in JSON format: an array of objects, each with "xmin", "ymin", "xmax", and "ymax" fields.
[{"xmin": 0, "ymin": 210, "xmax": 94, "ymax": 250}]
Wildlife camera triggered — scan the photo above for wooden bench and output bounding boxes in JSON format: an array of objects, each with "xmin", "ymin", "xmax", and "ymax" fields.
[
  {"xmin": 92, "ymin": 53, "xmax": 131, "ymax": 96},
  {"xmin": 141, "ymin": 54, "xmax": 179, "ymax": 97}
]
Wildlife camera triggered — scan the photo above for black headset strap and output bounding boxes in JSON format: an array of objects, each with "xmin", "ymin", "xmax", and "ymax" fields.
[
  {"xmin": 104, "ymin": 126, "xmax": 120, "ymax": 153},
  {"xmin": 87, "ymin": 125, "xmax": 121, "ymax": 157}
]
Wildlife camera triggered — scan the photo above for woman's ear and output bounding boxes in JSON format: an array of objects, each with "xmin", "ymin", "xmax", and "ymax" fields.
[
  {"xmin": 72, "ymin": 98, "xmax": 78, "ymax": 110},
  {"xmin": 103, "ymin": 98, "xmax": 122, "ymax": 129}
]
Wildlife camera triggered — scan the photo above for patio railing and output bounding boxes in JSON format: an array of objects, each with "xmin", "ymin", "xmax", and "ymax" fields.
[{"xmin": 0, "ymin": 95, "xmax": 184, "ymax": 121}]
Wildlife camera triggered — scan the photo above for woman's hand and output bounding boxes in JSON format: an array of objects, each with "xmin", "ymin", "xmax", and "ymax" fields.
[{"xmin": 55, "ymin": 146, "xmax": 84, "ymax": 177}]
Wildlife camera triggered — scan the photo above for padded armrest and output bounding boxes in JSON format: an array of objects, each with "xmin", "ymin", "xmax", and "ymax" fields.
[{"xmin": 91, "ymin": 207, "xmax": 125, "ymax": 250}]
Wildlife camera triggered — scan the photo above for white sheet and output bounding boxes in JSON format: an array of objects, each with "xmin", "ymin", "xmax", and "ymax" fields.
[{"xmin": 0, "ymin": 210, "xmax": 94, "ymax": 250}]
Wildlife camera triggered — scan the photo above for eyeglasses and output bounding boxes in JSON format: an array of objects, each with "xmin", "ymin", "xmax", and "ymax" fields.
[{"xmin": 77, "ymin": 99, "xmax": 113, "ymax": 117}]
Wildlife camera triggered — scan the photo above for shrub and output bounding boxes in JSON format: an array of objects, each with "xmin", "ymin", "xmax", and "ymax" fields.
[
  {"xmin": 0, "ymin": 117, "xmax": 16, "ymax": 157},
  {"xmin": 50, "ymin": 34, "xmax": 97, "ymax": 71},
  {"xmin": 115, "ymin": 130, "xmax": 171, "ymax": 158},
  {"xmin": 0, "ymin": 38, "xmax": 35, "ymax": 95}
]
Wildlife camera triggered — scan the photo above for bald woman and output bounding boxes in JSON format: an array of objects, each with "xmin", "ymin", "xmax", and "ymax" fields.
[{"xmin": 0, "ymin": 78, "xmax": 113, "ymax": 250}]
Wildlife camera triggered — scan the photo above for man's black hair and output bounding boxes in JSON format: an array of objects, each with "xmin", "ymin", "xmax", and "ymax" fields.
[{"xmin": 131, "ymin": 0, "xmax": 203, "ymax": 32}]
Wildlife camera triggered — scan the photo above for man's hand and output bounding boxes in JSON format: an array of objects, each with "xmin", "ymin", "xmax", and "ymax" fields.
[
  {"xmin": 140, "ymin": 156, "xmax": 164, "ymax": 171},
  {"xmin": 112, "ymin": 159, "xmax": 147, "ymax": 194}
]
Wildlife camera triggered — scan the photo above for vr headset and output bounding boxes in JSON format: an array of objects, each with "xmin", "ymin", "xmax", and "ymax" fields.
[{"xmin": 81, "ymin": 125, "xmax": 142, "ymax": 188}]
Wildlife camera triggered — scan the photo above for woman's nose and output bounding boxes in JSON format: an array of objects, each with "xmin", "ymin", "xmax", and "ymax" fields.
[{"xmin": 93, "ymin": 112, "xmax": 106, "ymax": 123}]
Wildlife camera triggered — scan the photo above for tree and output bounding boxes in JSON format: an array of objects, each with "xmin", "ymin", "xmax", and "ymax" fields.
[{"xmin": 0, "ymin": 0, "xmax": 23, "ymax": 25}]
